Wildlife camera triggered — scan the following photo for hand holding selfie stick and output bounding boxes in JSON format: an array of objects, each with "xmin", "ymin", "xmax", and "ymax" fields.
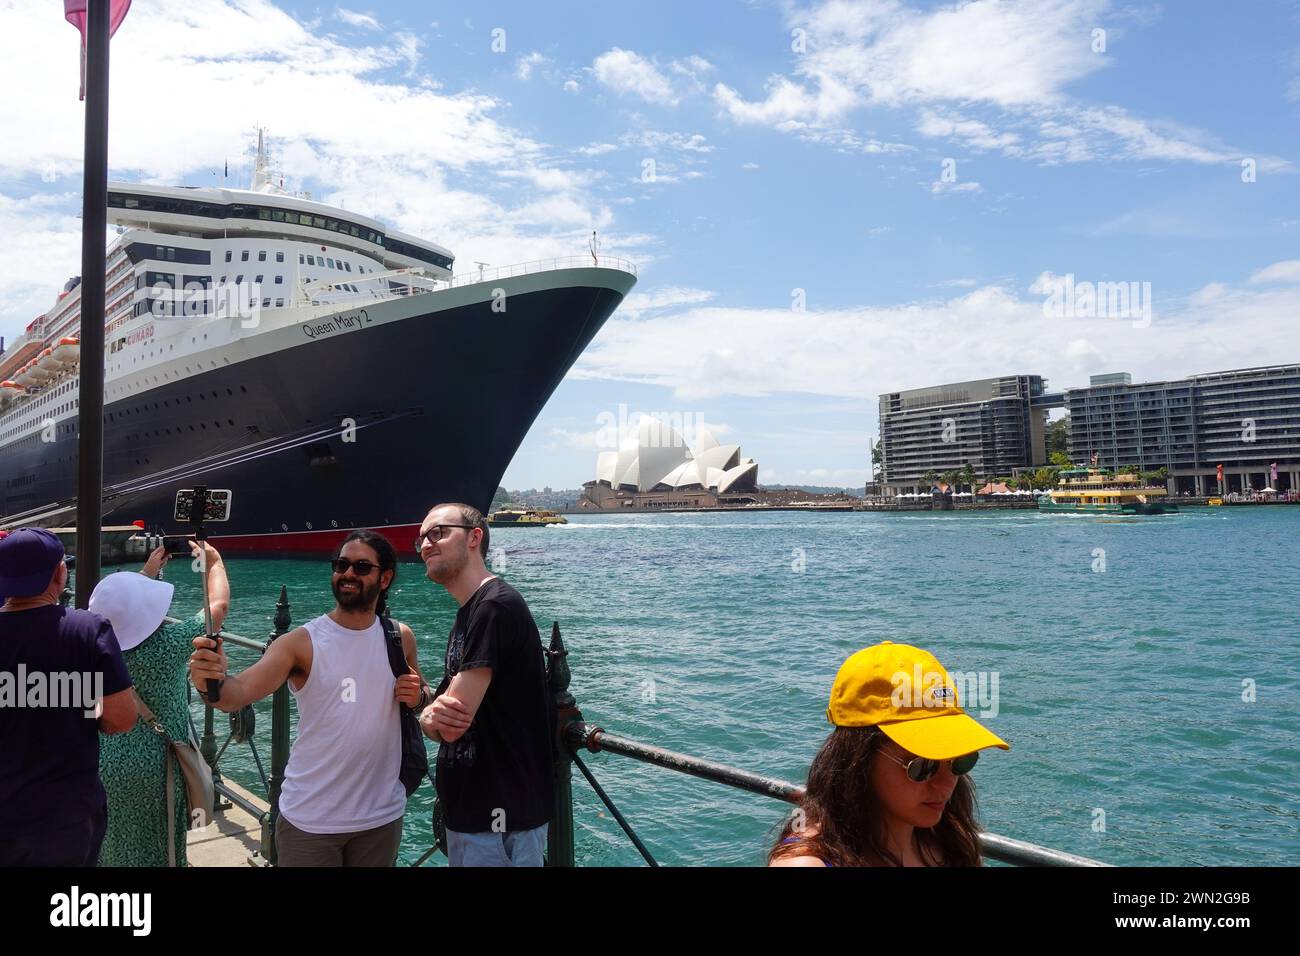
[{"xmin": 189, "ymin": 487, "xmax": 222, "ymax": 704}]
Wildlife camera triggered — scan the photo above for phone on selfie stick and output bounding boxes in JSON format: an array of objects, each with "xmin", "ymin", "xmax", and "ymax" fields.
[{"xmin": 174, "ymin": 487, "xmax": 232, "ymax": 703}]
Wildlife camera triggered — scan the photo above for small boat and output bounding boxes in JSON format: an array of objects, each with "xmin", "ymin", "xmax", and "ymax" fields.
[
  {"xmin": 487, "ymin": 508, "xmax": 568, "ymax": 527},
  {"xmin": 1038, "ymin": 468, "xmax": 1178, "ymax": 515}
]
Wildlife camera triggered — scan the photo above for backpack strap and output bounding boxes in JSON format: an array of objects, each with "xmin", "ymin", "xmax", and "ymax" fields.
[{"xmin": 380, "ymin": 615, "xmax": 406, "ymax": 681}]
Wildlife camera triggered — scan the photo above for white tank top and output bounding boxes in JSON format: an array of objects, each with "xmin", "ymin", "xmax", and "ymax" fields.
[{"xmin": 278, "ymin": 613, "xmax": 406, "ymax": 834}]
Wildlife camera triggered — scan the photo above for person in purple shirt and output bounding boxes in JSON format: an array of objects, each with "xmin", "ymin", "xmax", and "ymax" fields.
[{"xmin": 0, "ymin": 529, "xmax": 137, "ymax": 866}]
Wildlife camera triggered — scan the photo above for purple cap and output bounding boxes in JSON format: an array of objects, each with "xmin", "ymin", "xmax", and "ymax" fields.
[{"xmin": 0, "ymin": 528, "xmax": 66, "ymax": 602}]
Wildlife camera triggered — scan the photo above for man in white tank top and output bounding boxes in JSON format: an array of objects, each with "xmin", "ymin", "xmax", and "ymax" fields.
[{"xmin": 188, "ymin": 531, "xmax": 433, "ymax": 866}]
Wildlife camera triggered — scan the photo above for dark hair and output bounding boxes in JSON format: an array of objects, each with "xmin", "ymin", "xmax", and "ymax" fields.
[
  {"xmin": 768, "ymin": 727, "xmax": 983, "ymax": 867},
  {"xmin": 435, "ymin": 502, "xmax": 489, "ymax": 560},
  {"xmin": 336, "ymin": 530, "xmax": 398, "ymax": 616}
]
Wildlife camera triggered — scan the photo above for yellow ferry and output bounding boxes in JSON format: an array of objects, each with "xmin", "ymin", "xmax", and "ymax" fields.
[
  {"xmin": 1038, "ymin": 468, "xmax": 1178, "ymax": 515},
  {"xmin": 487, "ymin": 508, "xmax": 568, "ymax": 527}
]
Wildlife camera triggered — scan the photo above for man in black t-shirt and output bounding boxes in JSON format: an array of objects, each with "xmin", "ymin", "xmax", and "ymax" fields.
[
  {"xmin": 0, "ymin": 529, "xmax": 138, "ymax": 866},
  {"xmin": 416, "ymin": 503, "xmax": 555, "ymax": 867}
]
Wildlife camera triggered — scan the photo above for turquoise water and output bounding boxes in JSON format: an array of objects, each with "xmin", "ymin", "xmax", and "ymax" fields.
[{"xmin": 155, "ymin": 507, "xmax": 1299, "ymax": 866}]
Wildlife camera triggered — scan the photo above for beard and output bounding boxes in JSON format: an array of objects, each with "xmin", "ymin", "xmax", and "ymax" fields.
[{"xmin": 333, "ymin": 575, "xmax": 381, "ymax": 610}]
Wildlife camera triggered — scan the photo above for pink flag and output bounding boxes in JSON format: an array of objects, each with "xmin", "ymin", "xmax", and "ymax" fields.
[{"xmin": 64, "ymin": 0, "xmax": 133, "ymax": 100}]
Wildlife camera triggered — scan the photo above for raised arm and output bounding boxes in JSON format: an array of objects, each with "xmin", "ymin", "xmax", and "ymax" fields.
[{"xmin": 189, "ymin": 626, "xmax": 309, "ymax": 713}]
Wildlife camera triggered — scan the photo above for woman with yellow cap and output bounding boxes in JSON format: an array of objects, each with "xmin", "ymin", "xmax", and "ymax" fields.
[{"xmin": 769, "ymin": 641, "xmax": 1008, "ymax": 867}]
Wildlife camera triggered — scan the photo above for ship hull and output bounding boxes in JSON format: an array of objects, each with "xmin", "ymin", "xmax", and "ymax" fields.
[
  {"xmin": 1037, "ymin": 499, "xmax": 1179, "ymax": 515},
  {"xmin": 1, "ymin": 273, "xmax": 629, "ymax": 556}
]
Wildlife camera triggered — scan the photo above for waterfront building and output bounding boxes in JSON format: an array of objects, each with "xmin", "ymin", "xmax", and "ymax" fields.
[
  {"xmin": 1065, "ymin": 364, "xmax": 1300, "ymax": 494},
  {"xmin": 877, "ymin": 375, "xmax": 1048, "ymax": 495},
  {"xmin": 580, "ymin": 418, "xmax": 758, "ymax": 509}
]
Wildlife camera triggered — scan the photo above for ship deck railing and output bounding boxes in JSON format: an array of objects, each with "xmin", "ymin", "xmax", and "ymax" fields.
[
  {"xmin": 304, "ymin": 255, "xmax": 637, "ymax": 314},
  {"xmin": 168, "ymin": 586, "xmax": 1108, "ymax": 868}
]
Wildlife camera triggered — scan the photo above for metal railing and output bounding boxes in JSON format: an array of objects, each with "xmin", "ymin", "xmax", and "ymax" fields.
[
  {"xmin": 304, "ymin": 255, "xmax": 637, "ymax": 318},
  {"xmin": 182, "ymin": 589, "xmax": 1106, "ymax": 868}
]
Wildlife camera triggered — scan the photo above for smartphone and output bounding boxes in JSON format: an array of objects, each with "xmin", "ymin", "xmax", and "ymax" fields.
[
  {"xmin": 174, "ymin": 488, "xmax": 233, "ymax": 524},
  {"xmin": 160, "ymin": 535, "xmax": 194, "ymax": 556}
]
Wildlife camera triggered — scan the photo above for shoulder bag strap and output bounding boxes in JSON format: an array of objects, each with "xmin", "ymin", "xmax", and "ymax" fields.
[{"xmin": 132, "ymin": 690, "xmax": 178, "ymax": 867}]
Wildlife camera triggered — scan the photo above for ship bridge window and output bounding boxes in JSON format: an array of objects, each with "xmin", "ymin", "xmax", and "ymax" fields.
[
  {"xmin": 299, "ymin": 254, "xmax": 305, "ymax": 264},
  {"xmin": 276, "ymin": 252, "xmax": 285, "ymax": 263},
  {"xmin": 224, "ymin": 251, "xmax": 232, "ymax": 262},
  {"xmin": 258, "ymin": 251, "xmax": 266, "ymax": 262},
  {"xmin": 255, "ymin": 274, "xmax": 264, "ymax": 284},
  {"xmin": 274, "ymin": 275, "xmax": 283, "ymax": 284},
  {"xmin": 307, "ymin": 255, "xmax": 316, "ymax": 266},
  {"xmin": 344, "ymin": 262, "xmax": 351, "ymax": 272},
  {"xmin": 240, "ymin": 251, "xmax": 249, "ymax": 261},
  {"xmin": 327, "ymin": 258, "xmax": 335, "ymax": 268}
]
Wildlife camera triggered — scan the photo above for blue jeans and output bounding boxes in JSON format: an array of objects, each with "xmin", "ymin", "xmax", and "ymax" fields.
[{"xmin": 447, "ymin": 823, "xmax": 548, "ymax": 867}]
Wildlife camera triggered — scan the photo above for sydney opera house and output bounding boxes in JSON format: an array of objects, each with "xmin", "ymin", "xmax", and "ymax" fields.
[{"xmin": 579, "ymin": 418, "xmax": 760, "ymax": 510}]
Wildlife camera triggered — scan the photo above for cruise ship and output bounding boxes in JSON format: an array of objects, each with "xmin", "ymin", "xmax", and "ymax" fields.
[{"xmin": 0, "ymin": 136, "xmax": 636, "ymax": 555}]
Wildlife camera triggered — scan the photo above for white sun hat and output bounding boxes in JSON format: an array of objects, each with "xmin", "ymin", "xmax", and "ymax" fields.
[{"xmin": 89, "ymin": 572, "xmax": 175, "ymax": 652}]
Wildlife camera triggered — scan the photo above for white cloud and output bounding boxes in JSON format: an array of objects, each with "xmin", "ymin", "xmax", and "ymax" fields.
[
  {"xmin": 516, "ymin": 52, "xmax": 547, "ymax": 81},
  {"xmin": 1248, "ymin": 260, "xmax": 1300, "ymax": 284},
  {"xmin": 714, "ymin": 0, "xmax": 1286, "ymax": 170},
  {"xmin": 563, "ymin": 79, "xmax": 581, "ymax": 94},
  {"xmin": 0, "ymin": 0, "xmax": 653, "ymax": 343},
  {"xmin": 620, "ymin": 286, "xmax": 716, "ymax": 319},
  {"xmin": 336, "ymin": 7, "xmax": 381, "ymax": 31},
  {"xmin": 742, "ymin": 162, "xmax": 760, "ymax": 170},
  {"xmin": 591, "ymin": 48, "xmax": 712, "ymax": 107},
  {"xmin": 593, "ymin": 48, "xmax": 677, "ymax": 105},
  {"xmin": 575, "ymin": 271, "xmax": 1300, "ymax": 401}
]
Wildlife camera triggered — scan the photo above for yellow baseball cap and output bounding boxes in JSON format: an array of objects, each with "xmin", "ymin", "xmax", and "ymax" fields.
[{"xmin": 826, "ymin": 641, "xmax": 1010, "ymax": 760}]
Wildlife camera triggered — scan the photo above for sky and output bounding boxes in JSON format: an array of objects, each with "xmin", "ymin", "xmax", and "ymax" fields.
[{"xmin": 2, "ymin": 0, "xmax": 1299, "ymax": 490}]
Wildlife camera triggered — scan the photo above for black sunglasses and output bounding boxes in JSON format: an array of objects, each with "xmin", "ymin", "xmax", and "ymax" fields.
[
  {"xmin": 879, "ymin": 747, "xmax": 979, "ymax": 782},
  {"xmin": 331, "ymin": 558, "xmax": 382, "ymax": 576},
  {"xmin": 413, "ymin": 525, "xmax": 475, "ymax": 551}
]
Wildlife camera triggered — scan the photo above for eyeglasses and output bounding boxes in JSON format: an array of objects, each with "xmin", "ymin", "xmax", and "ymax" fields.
[
  {"xmin": 413, "ymin": 525, "xmax": 475, "ymax": 551},
  {"xmin": 330, "ymin": 558, "xmax": 381, "ymax": 576},
  {"xmin": 878, "ymin": 746, "xmax": 979, "ymax": 782}
]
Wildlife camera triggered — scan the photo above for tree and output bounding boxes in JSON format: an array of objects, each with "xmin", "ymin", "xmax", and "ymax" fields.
[
  {"xmin": 1049, "ymin": 451, "xmax": 1072, "ymax": 468},
  {"xmin": 1046, "ymin": 416, "xmax": 1069, "ymax": 457},
  {"xmin": 940, "ymin": 469, "xmax": 961, "ymax": 489},
  {"xmin": 490, "ymin": 485, "xmax": 510, "ymax": 511},
  {"xmin": 921, "ymin": 469, "xmax": 938, "ymax": 488},
  {"xmin": 960, "ymin": 462, "xmax": 976, "ymax": 494}
]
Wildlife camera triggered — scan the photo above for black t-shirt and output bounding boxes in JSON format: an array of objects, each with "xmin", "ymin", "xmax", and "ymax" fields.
[
  {"xmin": 434, "ymin": 577, "xmax": 555, "ymax": 833},
  {"xmin": 0, "ymin": 605, "xmax": 133, "ymax": 836}
]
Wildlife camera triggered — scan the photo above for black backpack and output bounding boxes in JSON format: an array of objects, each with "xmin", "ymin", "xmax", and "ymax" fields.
[{"xmin": 380, "ymin": 615, "xmax": 430, "ymax": 797}]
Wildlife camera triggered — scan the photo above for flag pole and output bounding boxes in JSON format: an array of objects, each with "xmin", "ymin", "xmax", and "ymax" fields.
[{"xmin": 74, "ymin": 0, "xmax": 110, "ymax": 607}]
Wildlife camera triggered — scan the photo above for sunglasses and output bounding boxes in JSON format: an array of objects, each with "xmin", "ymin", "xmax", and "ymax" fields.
[
  {"xmin": 413, "ymin": 525, "xmax": 475, "ymax": 552},
  {"xmin": 330, "ymin": 558, "xmax": 381, "ymax": 576},
  {"xmin": 878, "ymin": 747, "xmax": 979, "ymax": 782}
]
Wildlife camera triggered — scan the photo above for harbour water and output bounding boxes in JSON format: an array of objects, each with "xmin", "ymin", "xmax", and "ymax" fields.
[{"xmin": 154, "ymin": 508, "xmax": 1299, "ymax": 866}]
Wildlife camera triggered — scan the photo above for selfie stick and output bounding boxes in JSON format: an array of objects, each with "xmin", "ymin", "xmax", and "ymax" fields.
[{"xmin": 190, "ymin": 486, "xmax": 221, "ymax": 704}]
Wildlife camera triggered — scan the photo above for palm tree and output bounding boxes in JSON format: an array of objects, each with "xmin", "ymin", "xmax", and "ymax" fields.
[{"xmin": 960, "ymin": 462, "xmax": 976, "ymax": 495}]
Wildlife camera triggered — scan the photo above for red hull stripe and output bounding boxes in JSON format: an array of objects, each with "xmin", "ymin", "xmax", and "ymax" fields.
[{"xmin": 209, "ymin": 523, "xmax": 423, "ymax": 557}]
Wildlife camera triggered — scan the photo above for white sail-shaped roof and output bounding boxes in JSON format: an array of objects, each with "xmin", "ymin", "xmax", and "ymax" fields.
[{"xmin": 593, "ymin": 417, "xmax": 758, "ymax": 492}]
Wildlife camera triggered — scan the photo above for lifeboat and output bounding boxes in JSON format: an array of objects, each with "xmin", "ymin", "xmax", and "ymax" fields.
[
  {"xmin": 51, "ymin": 337, "xmax": 80, "ymax": 367},
  {"xmin": 26, "ymin": 359, "xmax": 53, "ymax": 383},
  {"xmin": 0, "ymin": 380, "xmax": 25, "ymax": 405},
  {"xmin": 37, "ymin": 348, "xmax": 61, "ymax": 372}
]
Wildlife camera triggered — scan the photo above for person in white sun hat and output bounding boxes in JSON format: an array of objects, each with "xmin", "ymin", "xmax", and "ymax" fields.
[{"xmin": 90, "ymin": 541, "xmax": 229, "ymax": 867}]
